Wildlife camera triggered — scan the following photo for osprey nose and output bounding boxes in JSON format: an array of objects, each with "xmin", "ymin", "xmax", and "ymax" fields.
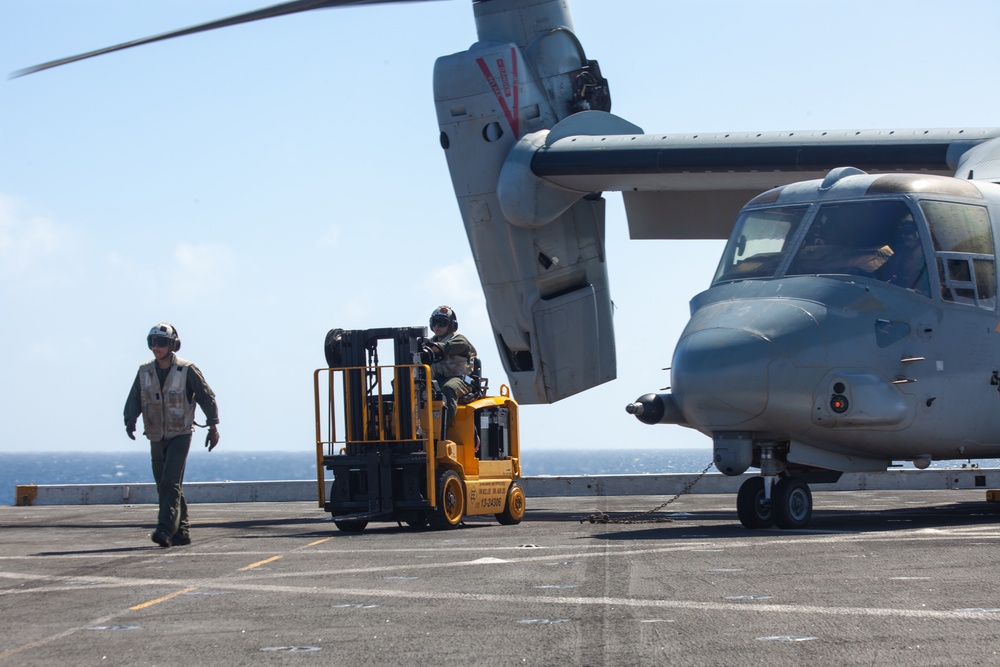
[{"xmin": 671, "ymin": 327, "xmax": 775, "ymax": 427}]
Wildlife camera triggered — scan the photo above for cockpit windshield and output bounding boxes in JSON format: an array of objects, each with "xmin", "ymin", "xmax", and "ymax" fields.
[
  {"xmin": 786, "ymin": 199, "xmax": 929, "ymax": 296},
  {"xmin": 714, "ymin": 198, "xmax": 933, "ymax": 298},
  {"xmin": 712, "ymin": 206, "xmax": 808, "ymax": 283}
]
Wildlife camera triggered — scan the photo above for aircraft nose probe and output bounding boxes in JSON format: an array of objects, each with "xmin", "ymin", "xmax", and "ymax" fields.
[
  {"xmin": 625, "ymin": 394, "xmax": 660, "ymax": 421},
  {"xmin": 625, "ymin": 393, "xmax": 684, "ymax": 425}
]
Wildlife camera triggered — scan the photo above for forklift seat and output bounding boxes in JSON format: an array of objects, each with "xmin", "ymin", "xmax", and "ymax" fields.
[{"xmin": 459, "ymin": 357, "xmax": 486, "ymax": 404}]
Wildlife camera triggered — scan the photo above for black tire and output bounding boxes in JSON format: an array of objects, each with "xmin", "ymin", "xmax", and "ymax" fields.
[
  {"xmin": 496, "ymin": 482, "xmax": 526, "ymax": 525},
  {"xmin": 334, "ymin": 519, "xmax": 368, "ymax": 533},
  {"xmin": 736, "ymin": 477, "xmax": 773, "ymax": 529},
  {"xmin": 772, "ymin": 477, "xmax": 813, "ymax": 529},
  {"xmin": 428, "ymin": 470, "xmax": 464, "ymax": 529},
  {"xmin": 324, "ymin": 328, "xmax": 345, "ymax": 368}
]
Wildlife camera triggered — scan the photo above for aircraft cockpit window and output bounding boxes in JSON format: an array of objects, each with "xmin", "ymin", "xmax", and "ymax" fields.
[
  {"xmin": 785, "ymin": 200, "xmax": 931, "ymax": 296},
  {"xmin": 921, "ymin": 200, "xmax": 996, "ymax": 309},
  {"xmin": 713, "ymin": 206, "xmax": 809, "ymax": 283}
]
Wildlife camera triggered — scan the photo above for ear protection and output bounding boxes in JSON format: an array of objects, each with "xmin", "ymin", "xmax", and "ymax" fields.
[{"xmin": 169, "ymin": 324, "xmax": 181, "ymax": 352}]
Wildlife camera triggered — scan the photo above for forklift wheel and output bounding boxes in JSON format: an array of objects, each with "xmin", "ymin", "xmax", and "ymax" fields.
[
  {"xmin": 334, "ymin": 520, "xmax": 368, "ymax": 533},
  {"xmin": 496, "ymin": 482, "xmax": 526, "ymax": 525},
  {"xmin": 429, "ymin": 470, "xmax": 465, "ymax": 529}
]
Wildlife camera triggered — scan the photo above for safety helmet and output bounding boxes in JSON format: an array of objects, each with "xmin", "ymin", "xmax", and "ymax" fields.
[
  {"xmin": 429, "ymin": 305, "xmax": 458, "ymax": 333},
  {"xmin": 147, "ymin": 323, "xmax": 181, "ymax": 352}
]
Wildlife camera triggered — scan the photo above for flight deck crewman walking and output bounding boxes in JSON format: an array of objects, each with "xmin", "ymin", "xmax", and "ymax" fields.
[{"xmin": 123, "ymin": 323, "xmax": 220, "ymax": 548}]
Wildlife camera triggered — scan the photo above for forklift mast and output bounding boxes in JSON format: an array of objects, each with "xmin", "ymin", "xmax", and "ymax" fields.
[{"xmin": 324, "ymin": 326, "xmax": 427, "ymax": 444}]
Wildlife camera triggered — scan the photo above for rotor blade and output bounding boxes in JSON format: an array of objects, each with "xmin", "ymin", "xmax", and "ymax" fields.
[{"xmin": 11, "ymin": 0, "xmax": 441, "ymax": 78}]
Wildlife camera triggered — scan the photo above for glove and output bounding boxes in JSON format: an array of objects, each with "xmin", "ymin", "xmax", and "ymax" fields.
[
  {"xmin": 206, "ymin": 427, "xmax": 220, "ymax": 452},
  {"xmin": 422, "ymin": 343, "xmax": 444, "ymax": 364},
  {"xmin": 420, "ymin": 345, "xmax": 436, "ymax": 365},
  {"xmin": 126, "ymin": 423, "xmax": 136, "ymax": 441}
]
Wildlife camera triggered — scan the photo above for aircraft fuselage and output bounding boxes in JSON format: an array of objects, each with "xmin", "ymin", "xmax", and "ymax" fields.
[{"xmin": 633, "ymin": 170, "xmax": 1000, "ymax": 476}]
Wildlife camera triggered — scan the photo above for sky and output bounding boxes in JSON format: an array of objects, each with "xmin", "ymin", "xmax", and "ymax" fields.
[{"xmin": 2, "ymin": 0, "xmax": 999, "ymax": 456}]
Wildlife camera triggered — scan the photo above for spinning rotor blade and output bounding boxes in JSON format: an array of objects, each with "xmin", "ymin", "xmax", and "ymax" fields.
[{"xmin": 11, "ymin": 0, "xmax": 441, "ymax": 78}]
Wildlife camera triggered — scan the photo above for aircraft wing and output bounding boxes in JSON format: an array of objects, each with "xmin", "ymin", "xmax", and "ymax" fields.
[{"xmin": 500, "ymin": 115, "xmax": 1000, "ymax": 239}]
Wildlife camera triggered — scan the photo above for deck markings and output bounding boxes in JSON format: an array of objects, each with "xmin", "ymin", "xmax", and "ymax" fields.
[
  {"xmin": 238, "ymin": 555, "xmax": 283, "ymax": 571},
  {"xmin": 130, "ymin": 586, "xmax": 199, "ymax": 610},
  {"xmin": 6, "ymin": 518, "xmax": 1000, "ymax": 663},
  {"xmin": 0, "ymin": 532, "xmax": 333, "ymax": 659}
]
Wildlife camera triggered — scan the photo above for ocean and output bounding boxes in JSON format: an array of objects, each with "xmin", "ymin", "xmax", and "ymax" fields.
[
  {"xmin": 0, "ymin": 448, "xmax": 717, "ymax": 507},
  {"xmin": 3, "ymin": 448, "xmax": 994, "ymax": 507}
]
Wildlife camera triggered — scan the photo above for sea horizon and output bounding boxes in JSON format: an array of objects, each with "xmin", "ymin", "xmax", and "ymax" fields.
[
  {"xmin": 3, "ymin": 448, "xmax": 995, "ymax": 507},
  {"xmin": 0, "ymin": 448, "xmax": 716, "ymax": 506}
]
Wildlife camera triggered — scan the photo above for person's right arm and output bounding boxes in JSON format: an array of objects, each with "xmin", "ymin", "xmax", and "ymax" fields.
[{"xmin": 123, "ymin": 373, "xmax": 141, "ymax": 439}]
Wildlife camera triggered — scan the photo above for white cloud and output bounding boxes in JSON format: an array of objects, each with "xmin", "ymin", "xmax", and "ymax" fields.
[
  {"xmin": 172, "ymin": 241, "xmax": 236, "ymax": 299},
  {"xmin": 0, "ymin": 194, "xmax": 78, "ymax": 277},
  {"xmin": 419, "ymin": 257, "xmax": 483, "ymax": 306}
]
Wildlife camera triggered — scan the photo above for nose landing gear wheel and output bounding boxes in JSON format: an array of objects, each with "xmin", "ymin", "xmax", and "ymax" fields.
[
  {"xmin": 736, "ymin": 477, "xmax": 773, "ymax": 529},
  {"xmin": 772, "ymin": 476, "xmax": 812, "ymax": 529}
]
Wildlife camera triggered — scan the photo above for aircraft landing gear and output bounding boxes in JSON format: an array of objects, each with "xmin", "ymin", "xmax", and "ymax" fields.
[
  {"xmin": 736, "ymin": 477, "xmax": 772, "ymax": 528},
  {"xmin": 772, "ymin": 477, "xmax": 812, "ymax": 529},
  {"xmin": 736, "ymin": 475, "xmax": 813, "ymax": 529}
]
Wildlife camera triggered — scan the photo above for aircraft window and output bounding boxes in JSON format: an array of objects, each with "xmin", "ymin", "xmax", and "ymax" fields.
[
  {"xmin": 936, "ymin": 255, "xmax": 996, "ymax": 308},
  {"xmin": 713, "ymin": 206, "xmax": 808, "ymax": 283},
  {"xmin": 921, "ymin": 201, "xmax": 996, "ymax": 309},
  {"xmin": 922, "ymin": 201, "xmax": 993, "ymax": 254},
  {"xmin": 786, "ymin": 200, "xmax": 929, "ymax": 295}
]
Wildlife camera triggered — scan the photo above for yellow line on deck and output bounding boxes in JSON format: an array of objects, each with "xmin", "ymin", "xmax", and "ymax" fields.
[
  {"xmin": 240, "ymin": 555, "xmax": 283, "ymax": 571},
  {"xmin": 130, "ymin": 586, "xmax": 199, "ymax": 611}
]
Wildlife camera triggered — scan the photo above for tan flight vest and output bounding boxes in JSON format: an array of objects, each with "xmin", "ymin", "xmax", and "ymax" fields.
[
  {"xmin": 431, "ymin": 333, "xmax": 475, "ymax": 378},
  {"xmin": 139, "ymin": 357, "xmax": 197, "ymax": 441}
]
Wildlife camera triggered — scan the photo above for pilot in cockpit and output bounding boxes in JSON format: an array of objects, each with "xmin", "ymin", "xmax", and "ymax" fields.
[
  {"xmin": 793, "ymin": 211, "xmax": 894, "ymax": 276},
  {"xmin": 877, "ymin": 214, "xmax": 929, "ymax": 295}
]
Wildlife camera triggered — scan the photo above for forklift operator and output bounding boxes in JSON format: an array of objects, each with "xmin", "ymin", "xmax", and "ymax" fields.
[{"xmin": 421, "ymin": 305, "xmax": 477, "ymax": 429}]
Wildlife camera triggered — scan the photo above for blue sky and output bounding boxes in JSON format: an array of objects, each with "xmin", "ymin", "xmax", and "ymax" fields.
[{"xmin": 2, "ymin": 0, "xmax": 998, "ymax": 454}]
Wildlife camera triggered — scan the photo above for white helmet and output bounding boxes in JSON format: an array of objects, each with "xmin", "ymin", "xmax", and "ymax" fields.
[
  {"xmin": 429, "ymin": 305, "xmax": 458, "ymax": 333},
  {"xmin": 147, "ymin": 323, "xmax": 181, "ymax": 351}
]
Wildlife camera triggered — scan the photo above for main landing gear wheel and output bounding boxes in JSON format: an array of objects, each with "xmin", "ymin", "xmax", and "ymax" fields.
[
  {"xmin": 429, "ymin": 470, "xmax": 465, "ymax": 529},
  {"xmin": 736, "ymin": 477, "xmax": 773, "ymax": 529},
  {"xmin": 772, "ymin": 476, "xmax": 813, "ymax": 529},
  {"xmin": 496, "ymin": 482, "xmax": 525, "ymax": 525}
]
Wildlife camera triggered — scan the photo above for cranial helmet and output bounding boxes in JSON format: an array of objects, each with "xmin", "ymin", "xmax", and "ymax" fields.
[
  {"xmin": 429, "ymin": 305, "xmax": 458, "ymax": 334},
  {"xmin": 147, "ymin": 322, "xmax": 181, "ymax": 352}
]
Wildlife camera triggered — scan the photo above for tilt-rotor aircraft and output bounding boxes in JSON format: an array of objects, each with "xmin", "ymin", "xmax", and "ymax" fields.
[{"xmin": 15, "ymin": 0, "xmax": 1000, "ymax": 529}]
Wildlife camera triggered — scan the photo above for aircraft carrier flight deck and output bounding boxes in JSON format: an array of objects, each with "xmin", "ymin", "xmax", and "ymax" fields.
[{"xmin": 4, "ymin": 473, "xmax": 1000, "ymax": 666}]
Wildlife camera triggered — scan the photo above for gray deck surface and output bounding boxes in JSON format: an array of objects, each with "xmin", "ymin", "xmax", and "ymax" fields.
[{"xmin": 3, "ymin": 490, "xmax": 1000, "ymax": 666}]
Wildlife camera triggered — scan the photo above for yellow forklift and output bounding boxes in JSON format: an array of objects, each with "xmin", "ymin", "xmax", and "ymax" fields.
[{"xmin": 313, "ymin": 326, "xmax": 524, "ymax": 532}]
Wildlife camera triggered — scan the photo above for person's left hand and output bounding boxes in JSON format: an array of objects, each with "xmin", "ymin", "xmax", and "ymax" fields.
[{"xmin": 206, "ymin": 427, "xmax": 220, "ymax": 452}]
